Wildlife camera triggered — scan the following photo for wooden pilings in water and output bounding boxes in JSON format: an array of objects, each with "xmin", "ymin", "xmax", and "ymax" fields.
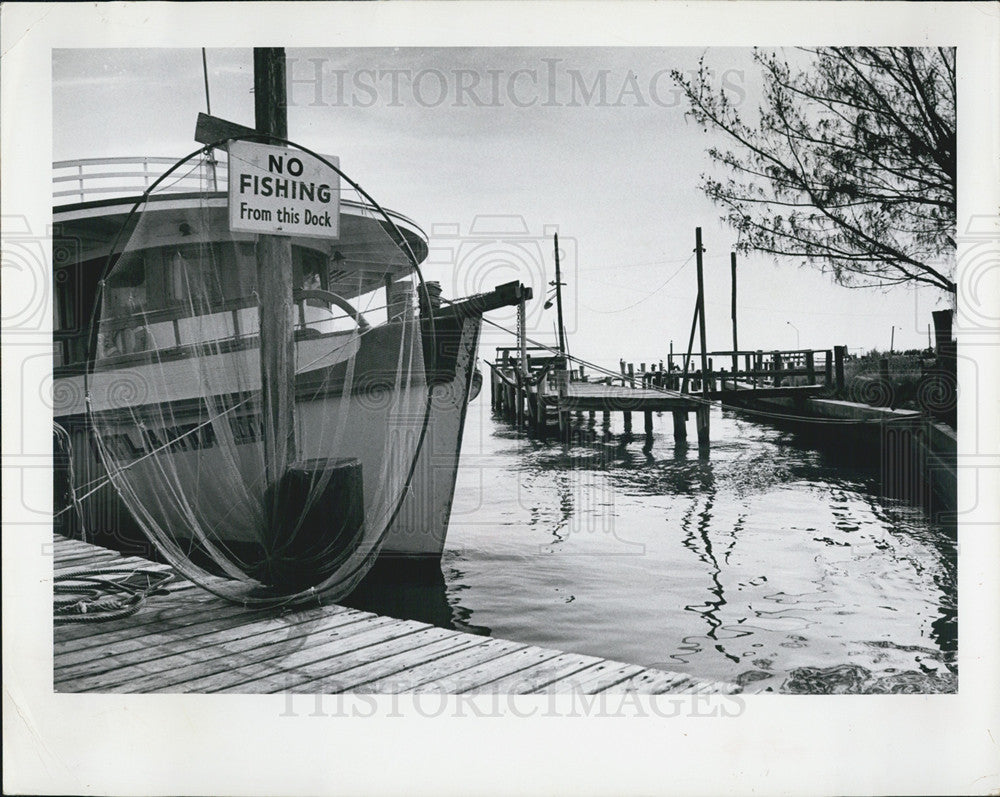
[
  {"xmin": 696, "ymin": 406, "xmax": 710, "ymax": 447},
  {"xmin": 672, "ymin": 410, "xmax": 687, "ymax": 442},
  {"xmin": 492, "ymin": 352, "xmax": 709, "ymax": 450}
]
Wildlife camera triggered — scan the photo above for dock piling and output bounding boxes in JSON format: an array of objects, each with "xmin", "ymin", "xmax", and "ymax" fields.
[
  {"xmin": 696, "ymin": 405, "xmax": 710, "ymax": 447},
  {"xmin": 672, "ymin": 410, "xmax": 687, "ymax": 442},
  {"xmin": 834, "ymin": 345, "xmax": 847, "ymax": 392}
]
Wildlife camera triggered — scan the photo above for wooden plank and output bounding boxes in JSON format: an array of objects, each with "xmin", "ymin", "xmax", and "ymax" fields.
[
  {"xmin": 545, "ymin": 661, "xmax": 646, "ymax": 694},
  {"xmin": 486, "ymin": 651, "xmax": 605, "ymax": 694},
  {"xmin": 356, "ymin": 637, "xmax": 526, "ymax": 693},
  {"xmin": 55, "ymin": 599, "xmax": 275, "ymax": 653},
  {"xmin": 57, "ymin": 607, "xmax": 382, "ymax": 691},
  {"xmin": 55, "ymin": 555, "xmax": 174, "ymax": 575},
  {"xmin": 62, "ymin": 612, "xmax": 409, "ymax": 693},
  {"xmin": 55, "ymin": 605, "xmax": 370, "ymax": 681},
  {"xmin": 194, "ymin": 112, "xmax": 258, "ymax": 146},
  {"xmin": 53, "ymin": 547, "xmax": 121, "ymax": 562},
  {"xmin": 163, "ymin": 617, "xmax": 441, "ymax": 693},
  {"xmin": 678, "ymin": 678, "xmax": 740, "ymax": 695},
  {"xmin": 53, "ymin": 589, "xmax": 264, "ymax": 645},
  {"xmin": 614, "ymin": 668, "xmax": 697, "ymax": 693},
  {"xmin": 206, "ymin": 624, "xmax": 462, "ymax": 694},
  {"xmin": 312, "ymin": 633, "xmax": 485, "ymax": 693},
  {"xmin": 436, "ymin": 646, "xmax": 566, "ymax": 693}
]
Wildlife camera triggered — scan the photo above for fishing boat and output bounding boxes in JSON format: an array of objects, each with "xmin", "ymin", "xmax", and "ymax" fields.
[{"xmin": 52, "ymin": 144, "xmax": 526, "ymax": 599}]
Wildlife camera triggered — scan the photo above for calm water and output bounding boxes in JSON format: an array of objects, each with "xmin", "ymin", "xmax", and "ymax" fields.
[{"xmin": 423, "ymin": 397, "xmax": 957, "ymax": 694}]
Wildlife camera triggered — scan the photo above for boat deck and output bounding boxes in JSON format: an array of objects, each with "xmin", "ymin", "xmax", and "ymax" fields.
[{"xmin": 53, "ymin": 534, "xmax": 740, "ymax": 695}]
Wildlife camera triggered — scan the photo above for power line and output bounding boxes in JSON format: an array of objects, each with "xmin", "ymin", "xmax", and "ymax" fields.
[{"xmin": 584, "ymin": 254, "xmax": 695, "ymax": 314}]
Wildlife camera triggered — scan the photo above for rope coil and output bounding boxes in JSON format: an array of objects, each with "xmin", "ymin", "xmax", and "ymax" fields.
[{"xmin": 54, "ymin": 568, "xmax": 176, "ymax": 624}]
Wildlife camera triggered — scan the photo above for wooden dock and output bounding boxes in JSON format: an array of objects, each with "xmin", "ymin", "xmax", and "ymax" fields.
[
  {"xmin": 489, "ymin": 350, "xmax": 710, "ymax": 446},
  {"xmin": 488, "ymin": 344, "xmax": 853, "ymax": 447},
  {"xmin": 53, "ymin": 534, "xmax": 740, "ymax": 695}
]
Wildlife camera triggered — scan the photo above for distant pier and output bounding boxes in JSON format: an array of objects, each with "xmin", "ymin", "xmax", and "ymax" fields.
[{"xmin": 489, "ymin": 347, "xmax": 710, "ymax": 448}]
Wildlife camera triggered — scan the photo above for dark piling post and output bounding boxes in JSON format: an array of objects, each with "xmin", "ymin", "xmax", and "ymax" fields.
[
  {"xmin": 696, "ymin": 405, "xmax": 710, "ymax": 447},
  {"xmin": 834, "ymin": 345, "xmax": 847, "ymax": 393},
  {"xmin": 694, "ymin": 228, "xmax": 709, "ymax": 400},
  {"xmin": 253, "ymin": 48, "xmax": 295, "ymax": 505},
  {"xmin": 731, "ymin": 251, "xmax": 739, "ymax": 379},
  {"xmin": 520, "ymin": 384, "xmax": 527, "ymax": 425},
  {"xmin": 644, "ymin": 411, "xmax": 654, "ymax": 448},
  {"xmin": 624, "ymin": 363, "xmax": 635, "ymax": 432},
  {"xmin": 824, "ymin": 350, "xmax": 833, "ymax": 387},
  {"xmin": 534, "ymin": 377, "xmax": 548, "ymax": 435},
  {"xmin": 672, "ymin": 411, "xmax": 687, "ymax": 442},
  {"xmin": 772, "ymin": 352, "xmax": 783, "ymax": 386},
  {"xmin": 553, "ymin": 233, "xmax": 567, "ymax": 360},
  {"xmin": 805, "ymin": 351, "xmax": 816, "ymax": 385}
]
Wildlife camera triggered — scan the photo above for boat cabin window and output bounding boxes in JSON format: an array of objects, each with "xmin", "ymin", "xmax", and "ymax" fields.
[
  {"xmin": 105, "ymin": 256, "xmax": 147, "ymax": 318},
  {"xmin": 53, "ymin": 239, "xmax": 358, "ymax": 370},
  {"xmin": 53, "ymin": 249, "xmax": 103, "ymax": 368},
  {"xmin": 165, "ymin": 245, "xmax": 224, "ymax": 307},
  {"xmin": 294, "ymin": 246, "xmax": 330, "ymax": 295}
]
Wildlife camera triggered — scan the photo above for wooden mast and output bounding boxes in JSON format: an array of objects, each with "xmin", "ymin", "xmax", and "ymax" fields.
[{"xmin": 253, "ymin": 48, "xmax": 296, "ymax": 502}]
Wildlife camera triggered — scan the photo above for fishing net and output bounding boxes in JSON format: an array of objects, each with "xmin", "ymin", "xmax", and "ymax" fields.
[{"xmin": 85, "ymin": 142, "xmax": 432, "ymax": 605}]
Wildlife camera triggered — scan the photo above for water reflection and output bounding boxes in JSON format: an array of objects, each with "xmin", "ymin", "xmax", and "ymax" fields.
[
  {"xmin": 383, "ymin": 401, "xmax": 958, "ymax": 694},
  {"xmin": 342, "ymin": 557, "xmax": 490, "ymax": 636}
]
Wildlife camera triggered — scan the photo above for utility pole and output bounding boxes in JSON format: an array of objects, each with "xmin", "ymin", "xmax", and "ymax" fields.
[
  {"xmin": 730, "ymin": 251, "xmax": 738, "ymax": 383},
  {"xmin": 253, "ymin": 47, "xmax": 296, "ymax": 501},
  {"xmin": 695, "ymin": 228, "xmax": 709, "ymax": 395},
  {"xmin": 553, "ymin": 233, "xmax": 567, "ymax": 360}
]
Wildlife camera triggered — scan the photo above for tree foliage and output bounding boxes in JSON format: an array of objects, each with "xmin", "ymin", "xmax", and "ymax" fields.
[{"xmin": 674, "ymin": 48, "xmax": 956, "ymax": 294}]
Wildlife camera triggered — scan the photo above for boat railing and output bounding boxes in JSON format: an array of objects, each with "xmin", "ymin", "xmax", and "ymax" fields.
[
  {"xmin": 53, "ymin": 156, "xmax": 226, "ymax": 204},
  {"xmin": 52, "ymin": 155, "xmax": 430, "ymax": 248}
]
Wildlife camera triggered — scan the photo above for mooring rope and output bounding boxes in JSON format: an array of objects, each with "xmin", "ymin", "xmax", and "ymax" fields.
[{"xmin": 54, "ymin": 567, "xmax": 176, "ymax": 624}]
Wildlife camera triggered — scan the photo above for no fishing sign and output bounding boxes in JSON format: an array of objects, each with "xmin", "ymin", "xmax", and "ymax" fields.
[{"xmin": 228, "ymin": 141, "xmax": 340, "ymax": 239}]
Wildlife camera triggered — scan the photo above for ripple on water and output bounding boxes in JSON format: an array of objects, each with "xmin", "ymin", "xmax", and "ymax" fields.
[{"xmin": 434, "ymin": 402, "xmax": 957, "ymax": 694}]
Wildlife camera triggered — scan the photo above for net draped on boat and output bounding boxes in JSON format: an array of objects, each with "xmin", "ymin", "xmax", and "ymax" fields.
[{"xmin": 85, "ymin": 144, "xmax": 432, "ymax": 605}]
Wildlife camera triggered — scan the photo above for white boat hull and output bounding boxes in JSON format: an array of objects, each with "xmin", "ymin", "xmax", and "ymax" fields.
[{"xmin": 55, "ymin": 311, "xmax": 485, "ymax": 563}]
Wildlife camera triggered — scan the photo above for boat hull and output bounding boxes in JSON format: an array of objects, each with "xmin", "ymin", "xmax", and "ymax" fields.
[{"xmin": 54, "ymin": 308, "xmax": 483, "ymax": 564}]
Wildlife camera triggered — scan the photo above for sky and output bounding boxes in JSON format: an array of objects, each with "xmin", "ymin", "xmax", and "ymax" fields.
[{"xmin": 52, "ymin": 47, "xmax": 953, "ymax": 369}]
